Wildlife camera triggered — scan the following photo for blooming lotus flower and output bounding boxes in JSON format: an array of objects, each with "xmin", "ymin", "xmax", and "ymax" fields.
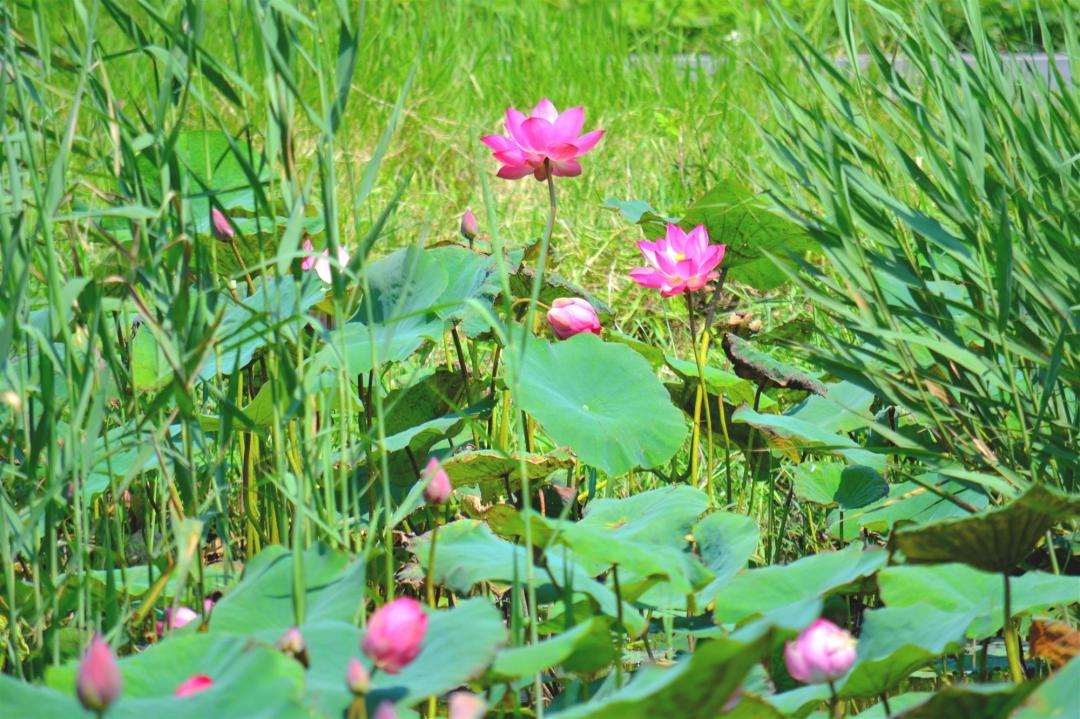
[
  {"xmin": 449, "ymin": 691, "xmax": 487, "ymax": 719},
  {"xmin": 547, "ymin": 298, "xmax": 601, "ymax": 340},
  {"xmin": 362, "ymin": 597, "xmax": 428, "ymax": 674},
  {"xmin": 76, "ymin": 634, "xmax": 122, "ymax": 714},
  {"xmin": 481, "ymin": 99, "xmax": 604, "ymax": 180},
  {"xmin": 629, "ymin": 224, "xmax": 725, "ymax": 297},
  {"xmin": 421, "ymin": 457, "xmax": 452, "ymax": 506},
  {"xmin": 461, "ymin": 209, "xmax": 479, "ymax": 242},
  {"xmin": 784, "ymin": 618, "xmax": 857, "ymax": 684},
  {"xmin": 174, "ymin": 674, "xmax": 214, "ymax": 698},
  {"xmin": 302, "ymin": 239, "xmax": 351, "ymax": 284},
  {"xmin": 345, "ymin": 657, "xmax": 371, "ymax": 695},
  {"xmin": 211, "ymin": 207, "xmax": 234, "ymax": 241}
]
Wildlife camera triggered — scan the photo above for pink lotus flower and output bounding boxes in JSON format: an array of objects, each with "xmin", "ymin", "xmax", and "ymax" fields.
[
  {"xmin": 302, "ymin": 239, "xmax": 351, "ymax": 284},
  {"xmin": 547, "ymin": 298, "xmax": 601, "ymax": 340},
  {"xmin": 784, "ymin": 618, "xmax": 857, "ymax": 684},
  {"xmin": 76, "ymin": 634, "xmax": 122, "ymax": 713},
  {"xmin": 362, "ymin": 597, "xmax": 428, "ymax": 674},
  {"xmin": 481, "ymin": 99, "xmax": 604, "ymax": 180},
  {"xmin": 158, "ymin": 606, "xmax": 199, "ymax": 636},
  {"xmin": 211, "ymin": 207, "xmax": 235, "ymax": 241},
  {"xmin": 629, "ymin": 224, "xmax": 725, "ymax": 297},
  {"xmin": 421, "ymin": 457, "xmax": 452, "ymax": 506},
  {"xmin": 174, "ymin": 674, "xmax": 213, "ymax": 698},
  {"xmin": 345, "ymin": 657, "xmax": 371, "ymax": 695},
  {"xmin": 449, "ymin": 691, "xmax": 487, "ymax": 719},
  {"xmin": 276, "ymin": 626, "xmax": 309, "ymax": 668},
  {"xmin": 461, "ymin": 209, "xmax": 479, "ymax": 242},
  {"xmin": 374, "ymin": 701, "xmax": 399, "ymax": 719}
]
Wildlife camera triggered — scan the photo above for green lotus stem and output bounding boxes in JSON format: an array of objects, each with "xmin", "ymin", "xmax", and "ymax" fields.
[
  {"xmin": 1003, "ymin": 572, "xmax": 1025, "ymax": 683},
  {"xmin": 828, "ymin": 679, "xmax": 843, "ymax": 718},
  {"xmin": 612, "ymin": 563, "xmax": 624, "ymax": 689},
  {"xmin": 425, "ymin": 522, "xmax": 439, "ymax": 608}
]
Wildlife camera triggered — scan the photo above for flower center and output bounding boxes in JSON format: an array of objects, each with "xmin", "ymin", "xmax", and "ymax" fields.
[{"xmin": 673, "ymin": 253, "xmax": 686, "ymax": 261}]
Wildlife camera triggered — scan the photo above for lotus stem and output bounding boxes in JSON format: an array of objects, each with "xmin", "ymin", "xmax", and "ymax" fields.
[{"xmin": 1003, "ymin": 572, "xmax": 1025, "ymax": 683}]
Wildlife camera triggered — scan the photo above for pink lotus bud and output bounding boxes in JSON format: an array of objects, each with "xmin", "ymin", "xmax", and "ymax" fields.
[
  {"xmin": 546, "ymin": 298, "xmax": 601, "ymax": 340},
  {"xmin": 211, "ymin": 207, "xmax": 234, "ymax": 241},
  {"xmin": 374, "ymin": 701, "xmax": 399, "ymax": 719},
  {"xmin": 361, "ymin": 597, "xmax": 428, "ymax": 674},
  {"xmin": 174, "ymin": 674, "xmax": 213, "ymax": 698},
  {"xmin": 203, "ymin": 597, "xmax": 216, "ymax": 615},
  {"xmin": 421, "ymin": 456, "xmax": 452, "ymax": 506},
  {"xmin": 460, "ymin": 209, "xmax": 479, "ymax": 242},
  {"xmin": 345, "ymin": 657, "xmax": 370, "ymax": 695},
  {"xmin": 449, "ymin": 691, "xmax": 487, "ymax": 719},
  {"xmin": 784, "ymin": 618, "xmax": 856, "ymax": 684},
  {"xmin": 276, "ymin": 626, "xmax": 309, "ymax": 668},
  {"xmin": 157, "ymin": 606, "xmax": 198, "ymax": 636},
  {"xmin": 76, "ymin": 634, "xmax": 122, "ymax": 713}
]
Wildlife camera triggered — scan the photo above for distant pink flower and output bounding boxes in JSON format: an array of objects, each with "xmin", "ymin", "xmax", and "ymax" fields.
[
  {"xmin": 449, "ymin": 691, "xmax": 487, "ymax": 719},
  {"xmin": 157, "ymin": 605, "xmax": 198, "ymax": 636},
  {"xmin": 629, "ymin": 224, "xmax": 725, "ymax": 297},
  {"xmin": 784, "ymin": 618, "xmax": 856, "ymax": 684},
  {"xmin": 174, "ymin": 674, "xmax": 213, "ymax": 698},
  {"xmin": 76, "ymin": 634, "xmax": 122, "ymax": 713},
  {"xmin": 362, "ymin": 597, "xmax": 428, "ymax": 674},
  {"xmin": 345, "ymin": 657, "xmax": 371, "ymax": 695},
  {"xmin": 547, "ymin": 298, "xmax": 601, "ymax": 340},
  {"xmin": 276, "ymin": 626, "xmax": 309, "ymax": 668},
  {"xmin": 481, "ymin": 99, "xmax": 604, "ymax": 181},
  {"xmin": 374, "ymin": 701, "xmax": 399, "ymax": 719},
  {"xmin": 421, "ymin": 457, "xmax": 452, "ymax": 506},
  {"xmin": 302, "ymin": 239, "xmax": 351, "ymax": 284},
  {"xmin": 211, "ymin": 207, "xmax": 235, "ymax": 241},
  {"xmin": 461, "ymin": 209, "xmax": 479, "ymax": 242}
]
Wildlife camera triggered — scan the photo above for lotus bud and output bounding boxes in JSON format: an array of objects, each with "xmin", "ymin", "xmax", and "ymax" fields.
[
  {"xmin": 76, "ymin": 634, "xmax": 122, "ymax": 714},
  {"xmin": 211, "ymin": 207, "xmax": 234, "ymax": 241},
  {"xmin": 174, "ymin": 674, "xmax": 213, "ymax": 698},
  {"xmin": 461, "ymin": 209, "xmax": 479, "ymax": 243},
  {"xmin": 361, "ymin": 597, "xmax": 428, "ymax": 674},
  {"xmin": 345, "ymin": 657, "xmax": 371, "ymax": 695},
  {"xmin": 276, "ymin": 626, "xmax": 309, "ymax": 668},
  {"xmin": 449, "ymin": 691, "xmax": 487, "ymax": 719},
  {"xmin": 546, "ymin": 297, "xmax": 601, "ymax": 340},
  {"xmin": 784, "ymin": 618, "xmax": 856, "ymax": 684},
  {"xmin": 421, "ymin": 456, "xmax": 452, "ymax": 506},
  {"xmin": 373, "ymin": 701, "xmax": 399, "ymax": 719}
]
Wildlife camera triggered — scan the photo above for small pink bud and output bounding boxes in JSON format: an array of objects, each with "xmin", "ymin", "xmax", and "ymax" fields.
[
  {"xmin": 76, "ymin": 634, "xmax": 122, "ymax": 713},
  {"xmin": 546, "ymin": 298, "xmax": 602, "ymax": 340},
  {"xmin": 345, "ymin": 657, "xmax": 370, "ymax": 695},
  {"xmin": 174, "ymin": 674, "xmax": 213, "ymax": 698},
  {"xmin": 374, "ymin": 701, "xmax": 399, "ymax": 719},
  {"xmin": 421, "ymin": 456, "xmax": 452, "ymax": 506},
  {"xmin": 784, "ymin": 618, "xmax": 856, "ymax": 684},
  {"xmin": 449, "ymin": 691, "xmax": 487, "ymax": 719},
  {"xmin": 211, "ymin": 207, "xmax": 235, "ymax": 241},
  {"xmin": 460, "ymin": 209, "xmax": 479, "ymax": 242},
  {"xmin": 166, "ymin": 606, "xmax": 198, "ymax": 629},
  {"xmin": 203, "ymin": 597, "xmax": 216, "ymax": 615},
  {"xmin": 361, "ymin": 597, "xmax": 428, "ymax": 674},
  {"xmin": 276, "ymin": 626, "xmax": 309, "ymax": 668}
]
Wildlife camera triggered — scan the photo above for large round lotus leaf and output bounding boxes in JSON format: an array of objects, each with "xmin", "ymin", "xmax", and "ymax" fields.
[
  {"xmin": 712, "ymin": 544, "xmax": 886, "ymax": 624},
  {"xmin": 546, "ymin": 631, "xmax": 772, "ymax": 719},
  {"xmin": 731, "ymin": 405, "xmax": 885, "ymax": 471},
  {"xmin": 794, "ymin": 461, "xmax": 888, "ymax": 510},
  {"xmin": 825, "ymin": 476, "xmax": 989, "ymax": 538},
  {"xmin": 878, "ymin": 563, "xmax": 1080, "ymax": 640},
  {"xmin": 692, "ymin": 510, "xmax": 760, "ymax": 601},
  {"xmin": 513, "ymin": 334, "xmax": 687, "ymax": 476},
  {"xmin": 427, "ymin": 245, "xmax": 501, "ymax": 336},
  {"xmin": 208, "ymin": 543, "xmax": 365, "ymax": 633},
  {"xmin": 1012, "ymin": 653, "xmax": 1080, "ymax": 718},
  {"xmin": 889, "ymin": 682, "xmax": 1037, "ymax": 718},
  {"xmin": 34, "ymin": 634, "xmax": 306, "ymax": 719},
  {"xmin": 839, "ymin": 603, "xmax": 976, "ymax": 698},
  {"xmin": 892, "ymin": 483, "xmax": 1080, "ymax": 572},
  {"xmin": 442, "ymin": 448, "xmax": 574, "ymax": 499},
  {"xmin": 490, "ymin": 617, "xmax": 613, "ymax": 679}
]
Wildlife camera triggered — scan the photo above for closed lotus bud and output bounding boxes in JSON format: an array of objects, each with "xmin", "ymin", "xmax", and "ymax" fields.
[
  {"xmin": 76, "ymin": 634, "xmax": 122, "ymax": 714},
  {"xmin": 546, "ymin": 297, "xmax": 602, "ymax": 340},
  {"xmin": 784, "ymin": 618, "xmax": 856, "ymax": 684},
  {"xmin": 421, "ymin": 457, "xmax": 452, "ymax": 506},
  {"xmin": 174, "ymin": 674, "xmax": 213, "ymax": 698},
  {"xmin": 211, "ymin": 207, "xmax": 234, "ymax": 241},
  {"xmin": 460, "ymin": 209, "xmax": 479, "ymax": 242},
  {"xmin": 449, "ymin": 691, "xmax": 487, "ymax": 719},
  {"xmin": 361, "ymin": 597, "xmax": 428, "ymax": 674},
  {"xmin": 373, "ymin": 701, "xmax": 399, "ymax": 719},
  {"xmin": 345, "ymin": 657, "xmax": 370, "ymax": 695},
  {"xmin": 276, "ymin": 626, "xmax": 309, "ymax": 668}
]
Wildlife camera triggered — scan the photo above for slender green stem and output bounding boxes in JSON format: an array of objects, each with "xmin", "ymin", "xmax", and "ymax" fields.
[
  {"xmin": 1003, "ymin": 572, "xmax": 1025, "ymax": 683},
  {"xmin": 612, "ymin": 564, "xmax": 624, "ymax": 689}
]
